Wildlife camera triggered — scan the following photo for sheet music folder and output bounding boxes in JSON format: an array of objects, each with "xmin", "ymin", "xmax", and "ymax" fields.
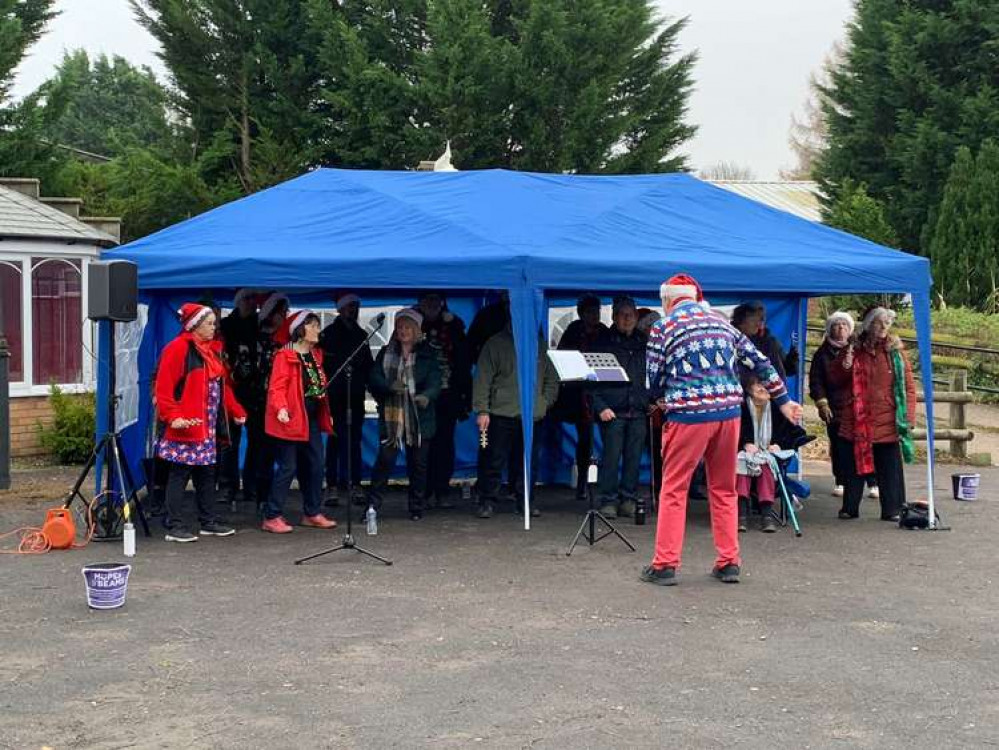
[{"xmin": 547, "ymin": 351, "xmax": 629, "ymax": 383}]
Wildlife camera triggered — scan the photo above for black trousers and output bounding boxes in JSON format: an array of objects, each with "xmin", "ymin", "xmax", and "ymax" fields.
[
  {"xmin": 367, "ymin": 438, "xmax": 432, "ymax": 513},
  {"xmin": 834, "ymin": 434, "xmax": 906, "ymax": 518},
  {"xmin": 325, "ymin": 397, "xmax": 365, "ymax": 490},
  {"xmin": 163, "ymin": 463, "xmax": 217, "ymax": 531},
  {"xmin": 244, "ymin": 411, "xmax": 275, "ymax": 508},
  {"xmin": 427, "ymin": 391, "xmax": 461, "ymax": 501},
  {"xmin": 596, "ymin": 416, "xmax": 647, "ymax": 504},
  {"xmin": 478, "ymin": 416, "xmax": 542, "ymax": 508}
]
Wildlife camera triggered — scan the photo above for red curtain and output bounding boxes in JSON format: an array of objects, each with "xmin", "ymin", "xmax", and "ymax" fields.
[
  {"xmin": 0, "ymin": 261, "xmax": 23, "ymax": 381},
  {"xmin": 32, "ymin": 258, "xmax": 82, "ymax": 385}
]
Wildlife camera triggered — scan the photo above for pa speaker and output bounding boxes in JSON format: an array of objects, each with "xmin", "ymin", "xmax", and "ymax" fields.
[{"xmin": 88, "ymin": 260, "xmax": 138, "ymax": 322}]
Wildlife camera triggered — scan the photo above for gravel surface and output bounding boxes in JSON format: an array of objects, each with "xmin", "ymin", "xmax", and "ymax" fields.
[{"xmin": 1, "ymin": 464, "xmax": 997, "ymax": 749}]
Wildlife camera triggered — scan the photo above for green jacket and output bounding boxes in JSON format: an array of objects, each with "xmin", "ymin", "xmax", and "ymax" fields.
[
  {"xmin": 369, "ymin": 341, "xmax": 442, "ymax": 439},
  {"xmin": 473, "ymin": 329, "xmax": 560, "ymax": 421}
]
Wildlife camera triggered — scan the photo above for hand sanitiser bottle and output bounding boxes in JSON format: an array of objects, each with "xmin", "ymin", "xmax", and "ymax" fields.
[{"xmin": 366, "ymin": 505, "xmax": 378, "ymax": 536}]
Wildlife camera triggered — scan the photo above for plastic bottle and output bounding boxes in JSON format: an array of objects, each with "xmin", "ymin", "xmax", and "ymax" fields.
[
  {"xmin": 123, "ymin": 522, "xmax": 136, "ymax": 556},
  {"xmin": 365, "ymin": 505, "xmax": 378, "ymax": 536}
]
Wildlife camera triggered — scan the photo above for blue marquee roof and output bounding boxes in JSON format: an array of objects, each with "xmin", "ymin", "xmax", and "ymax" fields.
[{"xmin": 109, "ymin": 168, "xmax": 931, "ymax": 296}]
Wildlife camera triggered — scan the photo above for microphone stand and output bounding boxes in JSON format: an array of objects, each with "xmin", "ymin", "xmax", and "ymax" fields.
[{"xmin": 296, "ymin": 314, "xmax": 392, "ymax": 566}]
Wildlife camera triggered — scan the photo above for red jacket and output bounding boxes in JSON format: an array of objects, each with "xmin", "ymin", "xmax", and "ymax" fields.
[
  {"xmin": 838, "ymin": 337, "xmax": 917, "ymax": 443},
  {"xmin": 154, "ymin": 334, "xmax": 247, "ymax": 443},
  {"xmin": 266, "ymin": 348, "xmax": 334, "ymax": 441}
]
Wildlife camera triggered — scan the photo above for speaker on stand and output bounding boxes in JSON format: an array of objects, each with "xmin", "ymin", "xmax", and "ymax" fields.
[{"xmin": 63, "ymin": 260, "xmax": 150, "ymax": 540}]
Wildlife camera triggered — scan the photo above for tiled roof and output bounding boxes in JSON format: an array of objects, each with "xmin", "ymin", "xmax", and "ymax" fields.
[
  {"xmin": 704, "ymin": 180, "xmax": 823, "ymax": 223},
  {"xmin": 0, "ymin": 185, "xmax": 117, "ymax": 245}
]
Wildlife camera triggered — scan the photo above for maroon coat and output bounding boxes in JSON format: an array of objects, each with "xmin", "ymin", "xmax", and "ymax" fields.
[{"xmin": 838, "ymin": 337, "xmax": 916, "ymax": 443}]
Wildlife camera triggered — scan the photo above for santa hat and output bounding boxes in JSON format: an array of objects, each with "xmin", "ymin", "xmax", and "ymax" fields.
[
  {"xmin": 275, "ymin": 309, "xmax": 317, "ymax": 345},
  {"xmin": 860, "ymin": 306, "xmax": 896, "ymax": 332},
  {"xmin": 336, "ymin": 293, "xmax": 361, "ymax": 311},
  {"xmin": 659, "ymin": 273, "xmax": 703, "ymax": 304},
  {"xmin": 178, "ymin": 303, "xmax": 212, "ymax": 331},
  {"xmin": 396, "ymin": 307, "xmax": 424, "ymax": 328},
  {"xmin": 258, "ymin": 292, "xmax": 289, "ymax": 322}
]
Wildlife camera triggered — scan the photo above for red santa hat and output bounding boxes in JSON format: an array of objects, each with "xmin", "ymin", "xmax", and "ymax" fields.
[
  {"xmin": 258, "ymin": 292, "xmax": 289, "ymax": 322},
  {"xmin": 659, "ymin": 273, "xmax": 703, "ymax": 304},
  {"xmin": 178, "ymin": 303, "xmax": 213, "ymax": 331},
  {"xmin": 276, "ymin": 309, "xmax": 317, "ymax": 345}
]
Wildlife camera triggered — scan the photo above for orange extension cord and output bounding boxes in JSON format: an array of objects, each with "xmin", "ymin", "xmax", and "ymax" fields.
[{"xmin": 0, "ymin": 495, "xmax": 100, "ymax": 555}]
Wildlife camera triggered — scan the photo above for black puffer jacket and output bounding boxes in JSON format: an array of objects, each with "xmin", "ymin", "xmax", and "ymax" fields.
[{"xmin": 589, "ymin": 327, "xmax": 650, "ymax": 418}]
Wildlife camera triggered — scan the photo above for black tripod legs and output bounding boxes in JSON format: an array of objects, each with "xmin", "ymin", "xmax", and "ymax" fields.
[
  {"xmin": 293, "ymin": 534, "xmax": 393, "ymax": 566},
  {"xmin": 566, "ymin": 510, "xmax": 636, "ymax": 557}
]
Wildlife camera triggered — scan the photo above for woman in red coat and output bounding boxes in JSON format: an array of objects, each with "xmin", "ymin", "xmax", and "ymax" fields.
[
  {"xmin": 154, "ymin": 303, "xmax": 247, "ymax": 543},
  {"xmin": 837, "ymin": 306, "xmax": 917, "ymax": 521},
  {"xmin": 261, "ymin": 310, "xmax": 337, "ymax": 533}
]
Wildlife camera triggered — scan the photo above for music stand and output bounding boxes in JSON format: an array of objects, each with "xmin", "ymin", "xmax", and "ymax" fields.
[
  {"xmin": 295, "ymin": 314, "xmax": 392, "ymax": 566},
  {"xmin": 551, "ymin": 352, "xmax": 636, "ymax": 557}
]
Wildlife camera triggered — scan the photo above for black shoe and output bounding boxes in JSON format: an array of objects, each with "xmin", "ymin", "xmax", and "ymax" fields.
[
  {"xmin": 838, "ymin": 510, "xmax": 858, "ymax": 520},
  {"xmin": 436, "ymin": 495, "xmax": 456, "ymax": 510},
  {"xmin": 200, "ymin": 521, "xmax": 236, "ymax": 537},
  {"xmin": 881, "ymin": 514, "xmax": 900, "ymax": 522},
  {"xmin": 530, "ymin": 505, "xmax": 541, "ymax": 518},
  {"xmin": 165, "ymin": 528, "xmax": 198, "ymax": 543},
  {"xmin": 410, "ymin": 511, "xmax": 423, "ymax": 521},
  {"xmin": 476, "ymin": 503, "xmax": 493, "ymax": 519},
  {"xmin": 640, "ymin": 565, "xmax": 678, "ymax": 586},
  {"xmin": 711, "ymin": 564, "xmax": 741, "ymax": 583},
  {"xmin": 760, "ymin": 513, "xmax": 777, "ymax": 533}
]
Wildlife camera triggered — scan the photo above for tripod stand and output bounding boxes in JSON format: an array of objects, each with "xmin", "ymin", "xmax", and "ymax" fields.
[
  {"xmin": 566, "ymin": 458, "xmax": 636, "ymax": 556},
  {"xmin": 64, "ymin": 321, "xmax": 150, "ymax": 541},
  {"xmin": 295, "ymin": 314, "xmax": 391, "ymax": 566}
]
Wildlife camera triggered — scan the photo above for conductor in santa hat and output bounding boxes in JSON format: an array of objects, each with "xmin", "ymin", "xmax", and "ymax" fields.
[
  {"xmin": 154, "ymin": 303, "xmax": 247, "ymax": 543},
  {"xmin": 261, "ymin": 310, "xmax": 338, "ymax": 534},
  {"xmin": 642, "ymin": 274, "xmax": 802, "ymax": 586}
]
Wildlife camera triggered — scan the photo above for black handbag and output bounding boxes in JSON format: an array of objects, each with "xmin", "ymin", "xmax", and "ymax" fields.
[{"xmin": 898, "ymin": 501, "xmax": 931, "ymax": 530}]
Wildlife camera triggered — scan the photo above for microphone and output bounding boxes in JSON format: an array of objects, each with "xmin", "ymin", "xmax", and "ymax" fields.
[{"xmin": 371, "ymin": 312, "xmax": 387, "ymax": 329}]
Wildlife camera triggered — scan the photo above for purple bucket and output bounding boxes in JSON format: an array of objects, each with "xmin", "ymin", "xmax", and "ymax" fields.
[
  {"xmin": 82, "ymin": 563, "xmax": 132, "ymax": 610},
  {"xmin": 951, "ymin": 473, "xmax": 980, "ymax": 501}
]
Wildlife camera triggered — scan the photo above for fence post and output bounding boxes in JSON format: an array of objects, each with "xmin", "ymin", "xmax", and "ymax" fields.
[
  {"xmin": 949, "ymin": 370, "xmax": 967, "ymax": 459},
  {"xmin": 0, "ymin": 333, "xmax": 9, "ymax": 490}
]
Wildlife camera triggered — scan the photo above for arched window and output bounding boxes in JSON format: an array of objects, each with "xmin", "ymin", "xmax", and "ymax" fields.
[
  {"xmin": 31, "ymin": 258, "xmax": 82, "ymax": 386},
  {"xmin": 0, "ymin": 260, "xmax": 22, "ymax": 381}
]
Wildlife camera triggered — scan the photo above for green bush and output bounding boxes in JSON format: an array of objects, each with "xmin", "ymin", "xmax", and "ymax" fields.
[{"xmin": 38, "ymin": 386, "xmax": 96, "ymax": 464}]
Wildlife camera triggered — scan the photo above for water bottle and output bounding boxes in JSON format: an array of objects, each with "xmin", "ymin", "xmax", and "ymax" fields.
[
  {"xmin": 365, "ymin": 505, "xmax": 378, "ymax": 536},
  {"xmin": 635, "ymin": 501, "xmax": 646, "ymax": 526},
  {"xmin": 123, "ymin": 522, "xmax": 136, "ymax": 557}
]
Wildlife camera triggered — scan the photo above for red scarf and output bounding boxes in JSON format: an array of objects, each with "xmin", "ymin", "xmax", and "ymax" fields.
[{"xmin": 182, "ymin": 331, "xmax": 225, "ymax": 380}]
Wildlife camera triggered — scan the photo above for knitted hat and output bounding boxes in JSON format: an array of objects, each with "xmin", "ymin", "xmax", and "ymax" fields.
[
  {"xmin": 659, "ymin": 273, "xmax": 703, "ymax": 303},
  {"xmin": 258, "ymin": 292, "xmax": 289, "ymax": 322},
  {"xmin": 396, "ymin": 307, "xmax": 424, "ymax": 328},
  {"xmin": 336, "ymin": 293, "xmax": 361, "ymax": 311},
  {"xmin": 178, "ymin": 303, "xmax": 212, "ymax": 331},
  {"xmin": 825, "ymin": 310, "xmax": 855, "ymax": 338}
]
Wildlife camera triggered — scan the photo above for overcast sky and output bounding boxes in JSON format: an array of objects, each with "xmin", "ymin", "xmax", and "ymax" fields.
[{"xmin": 12, "ymin": 0, "xmax": 855, "ymax": 179}]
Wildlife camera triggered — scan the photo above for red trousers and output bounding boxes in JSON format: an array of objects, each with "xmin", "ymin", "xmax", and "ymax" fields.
[
  {"xmin": 652, "ymin": 418, "xmax": 741, "ymax": 571},
  {"xmin": 736, "ymin": 465, "xmax": 776, "ymax": 504}
]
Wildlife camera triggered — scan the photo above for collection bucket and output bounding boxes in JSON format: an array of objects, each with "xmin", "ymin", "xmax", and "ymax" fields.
[
  {"xmin": 81, "ymin": 563, "xmax": 132, "ymax": 610},
  {"xmin": 951, "ymin": 473, "xmax": 980, "ymax": 501}
]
